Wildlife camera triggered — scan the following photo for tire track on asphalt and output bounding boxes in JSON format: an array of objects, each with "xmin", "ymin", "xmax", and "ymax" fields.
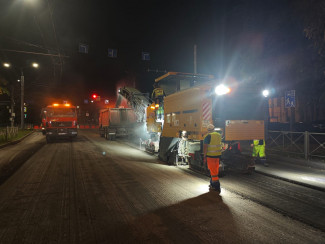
[
  {"xmin": 73, "ymin": 137, "xmax": 137, "ymax": 243},
  {"xmin": 70, "ymin": 138, "xmax": 98, "ymax": 243}
]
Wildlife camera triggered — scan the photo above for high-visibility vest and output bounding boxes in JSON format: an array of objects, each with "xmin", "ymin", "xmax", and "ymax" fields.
[
  {"xmin": 205, "ymin": 132, "xmax": 222, "ymax": 157},
  {"xmin": 253, "ymin": 139, "xmax": 265, "ymax": 147},
  {"xmin": 152, "ymin": 88, "xmax": 164, "ymax": 97}
]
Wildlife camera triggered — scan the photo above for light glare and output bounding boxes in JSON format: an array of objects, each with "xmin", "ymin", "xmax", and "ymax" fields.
[
  {"xmin": 215, "ymin": 84, "xmax": 230, "ymax": 96},
  {"xmin": 32, "ymin": 63, "xmax": 39, "ymax": 68},
  {"xmin": 262, "ymin": 89, "xmax": 270, "ymax": 97},
  {"xmin": 3, "ymin": 63, "xmax": 10, "ymax": 68}
]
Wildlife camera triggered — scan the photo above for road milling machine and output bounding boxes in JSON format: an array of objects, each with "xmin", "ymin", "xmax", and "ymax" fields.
[
  {"xmin": 116, "ymin": 86, "xmax": 152, "ymax": 144},
  {"xmin": 146, "ymin": 72, "xmax": 267, "ymax": 174}
]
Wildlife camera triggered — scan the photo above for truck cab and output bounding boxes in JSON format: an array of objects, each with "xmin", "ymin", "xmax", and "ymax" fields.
[{"xmin": 41, "ymin": 103, "xmax": 78, "ymax": 142}]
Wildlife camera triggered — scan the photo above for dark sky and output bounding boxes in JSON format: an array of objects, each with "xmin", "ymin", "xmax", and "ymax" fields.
[{"xmin": 0, "ymin": 0, "xmax": 315, "ymax": 107}]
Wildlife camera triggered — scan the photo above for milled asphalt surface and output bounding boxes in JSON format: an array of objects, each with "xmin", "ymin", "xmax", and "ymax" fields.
[
  {"xmin": 1, "ymin": 131, "xmax": 325, "ymax": 192},
  {"xmin": 1, "ymin": 130, "xmax": 324, "ymax": 243}
]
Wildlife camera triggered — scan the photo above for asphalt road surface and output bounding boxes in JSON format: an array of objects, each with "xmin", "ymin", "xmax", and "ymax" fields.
[{"xmin": 0, "ymin": 130, "xmax": 324, "ymax": 243}]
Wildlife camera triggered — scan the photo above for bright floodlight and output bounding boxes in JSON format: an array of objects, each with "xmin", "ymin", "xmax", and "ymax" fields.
[
  {"xmin": 215, "ymin": 84, "xmax": 230, "ymax": 96},
  {"xmin": 32, "ymin": 62, "xmax": 39, "ymax": 68},
  {"xmin": 3, "ymin": 63, "xmax": 10, "ymax": 68},
  {"xmin": 262, "ymin": 89, "xmax": 270, "ymax": 97}
]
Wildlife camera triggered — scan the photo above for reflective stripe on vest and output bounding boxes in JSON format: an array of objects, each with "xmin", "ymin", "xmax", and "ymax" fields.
[
  {"xmin": 205, "ymin": 132, "xmax": 222, "ymax": 156},
  {"xmin": 154, "ymin": 88, "xmax": 164, "ymax": 96}
]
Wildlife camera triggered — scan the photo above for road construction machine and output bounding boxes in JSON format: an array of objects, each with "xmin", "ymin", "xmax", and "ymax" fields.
[
  {"xmin": 145, "ymin": 72, "xmax": 267, "ymax": 174},
  {"xmin": 98, "ymin": 87, "xmax": 150, "ymax": 140}
]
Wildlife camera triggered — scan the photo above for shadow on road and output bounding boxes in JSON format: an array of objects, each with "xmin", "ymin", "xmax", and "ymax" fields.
[{"xmin": 122, "ymin": 192, "xmax": 239, "ymax": 243}]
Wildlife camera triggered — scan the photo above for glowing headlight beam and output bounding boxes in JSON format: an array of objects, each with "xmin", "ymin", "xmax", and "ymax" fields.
[
  {"xmin": 262, "ymin": 89, "xmax": 270, "ymax": 97},
  {"xmin": 215, "ymin": 84, "xmax": 230, "ymax": 96}
]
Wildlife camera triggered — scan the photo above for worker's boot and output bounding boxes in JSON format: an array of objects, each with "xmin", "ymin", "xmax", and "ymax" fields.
[
  {"xmin": 261, "ymin": 158, "xmax": 268, "ymax": 167},
  {"xmin": 210, "ymin": 180, "xmax": 221, "ymax": 194}
]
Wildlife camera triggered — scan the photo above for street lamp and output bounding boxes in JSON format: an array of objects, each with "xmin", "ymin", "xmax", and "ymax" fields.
[
  {"xmin": 20, "ymin": 62, "xmax": 39, "ymax": 129},
  {"xmin": 3, "ymin": 63, "xmax": 11, "ymax": 68},
  {"xmin": 3, "ymin": 63, "xmax": 14, "ymax": 127},
  {"xmin": 262, "ymin": 89, "xmax": 271, "ymax": 139},
  {"xmin": 3, "ymin": 62, "xmax": 39, "ymax": 129}
]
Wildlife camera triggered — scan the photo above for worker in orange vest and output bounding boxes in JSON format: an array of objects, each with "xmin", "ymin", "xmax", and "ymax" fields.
[{"xmin": 203, "ymin": 124, "xmax": 222, "ymax": 194}]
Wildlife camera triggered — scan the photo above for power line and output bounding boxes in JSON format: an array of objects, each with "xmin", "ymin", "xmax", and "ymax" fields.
[
  {"xmin": 0, "ymin": 49, "xmax": 69, "ymax": 58},
  {"xmin": 34, "ymin": 15, "xmax": 58, "ymax": 80},
  {"xmin": 47, "ymin": 0, "xmax": 63, "ymax": 81},
  {"xmin": 0, "ymin": 35, "xmax": 58, "ymax": 53}
]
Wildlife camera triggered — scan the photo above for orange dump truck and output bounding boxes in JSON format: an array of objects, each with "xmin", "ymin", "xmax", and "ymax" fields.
[
  {"xmin": 41, "ymin": 103, "xmax": 78, "ymax": 142},
  {"xmin": 99, "ymin": 108, "xmax": 137, "ymax": 140}
]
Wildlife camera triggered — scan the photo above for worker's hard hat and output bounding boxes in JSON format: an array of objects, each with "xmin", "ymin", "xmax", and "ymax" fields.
[{"xmin": 207, "ymin": 124, "xmax": 215, "ymax": 131}]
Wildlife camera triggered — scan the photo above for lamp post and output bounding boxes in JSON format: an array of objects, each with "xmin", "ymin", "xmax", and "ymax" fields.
[
  {"xmin": 3, "ymin": 63, "xmax": 15, "ymax": 127},
  {"xmin": 263, "ymin": 89, "xmax": 270, "ymax": 139},
  {"xmin": 3, "ymin": 62, "xmax": 39, "ymax": 129},
  {"xmin": 20, "ymin": 70, "xmax": 24, "ymax": 129}
]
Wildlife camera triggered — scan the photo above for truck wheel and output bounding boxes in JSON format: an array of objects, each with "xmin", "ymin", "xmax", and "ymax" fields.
[{"xmin": 167, "ymin": 151, "xmax": 177, "ymax": 165}]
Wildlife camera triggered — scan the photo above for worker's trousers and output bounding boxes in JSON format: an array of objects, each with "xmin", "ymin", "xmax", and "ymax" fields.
[
  {"xmin": 207, "ymin": 157, "xmax": 220, "ymax": 189},
  {"xmin": 252, "ymin": 145, "xmax": 265, "ymax": 158}
]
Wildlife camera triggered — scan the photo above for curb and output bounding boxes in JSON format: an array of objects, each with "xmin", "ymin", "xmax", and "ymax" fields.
[
  {"xmin": 254, "ymin": 169, "xmax": 325, "ymax": 192},
  {"xmin": 241, "ymin": 148, "xmax": 325, "ymax": 170},
  {"xmin": 267, "ymin": 154, "xmax": 325, "ymax": 170},
  {"xmin": 0, "ymin": 131, "xmax": 34, "ymax": 149}
]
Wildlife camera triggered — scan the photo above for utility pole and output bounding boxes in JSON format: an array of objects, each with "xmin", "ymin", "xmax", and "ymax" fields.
[
  {"xmin": 194, "ymin": 44, "xmax": 197, "ymax": 74},
  {"xmin": 21, "ymin": 70, "xmax": 24, "ymax": 129},
  {"xmin": 10, "ymin": 83, "xmax": 14, "ymax": 127}
]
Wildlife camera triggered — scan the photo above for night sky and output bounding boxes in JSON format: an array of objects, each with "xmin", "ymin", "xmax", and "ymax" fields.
[{"xmin": 0, "ymin": 0, "xmax": 322, "ymax": 119}]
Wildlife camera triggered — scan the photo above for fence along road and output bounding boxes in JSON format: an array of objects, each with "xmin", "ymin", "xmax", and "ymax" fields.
[
  {"xmin": 267, "ymin": 131, "xmax": 325, "ymax": 161},
  {"xmin": 0, "ymin": 127, "xmax": 18, "ymax": 142}
]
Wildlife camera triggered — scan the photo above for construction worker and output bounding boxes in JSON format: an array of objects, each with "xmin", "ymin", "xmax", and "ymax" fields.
[
  {"xmin": 151, "ymin": 83, "xmax": 165, "ymax": 105},
  {"xmin": 178, "ymin": 131, "xmax": 189, "ymax": 165},
  {"xmin": 151, "ymin": 83, "xmax": 165, "ymax": 120},
  {"xmin": 203, "ymin": 124, "xmax": 222, "ymax": 193},
  {"xmin": 251, "ymin": 139, "xmax": 268, "ymax": 167}
]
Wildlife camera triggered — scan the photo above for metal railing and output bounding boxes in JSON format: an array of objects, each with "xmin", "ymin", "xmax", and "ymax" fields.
[
  {"xmin": 267, "ymin": 131, "xmax": 325, "ymax": 160},
  {"xmin": 0, "ymin": 127, "xmax": 19, "ymax": 142}
]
